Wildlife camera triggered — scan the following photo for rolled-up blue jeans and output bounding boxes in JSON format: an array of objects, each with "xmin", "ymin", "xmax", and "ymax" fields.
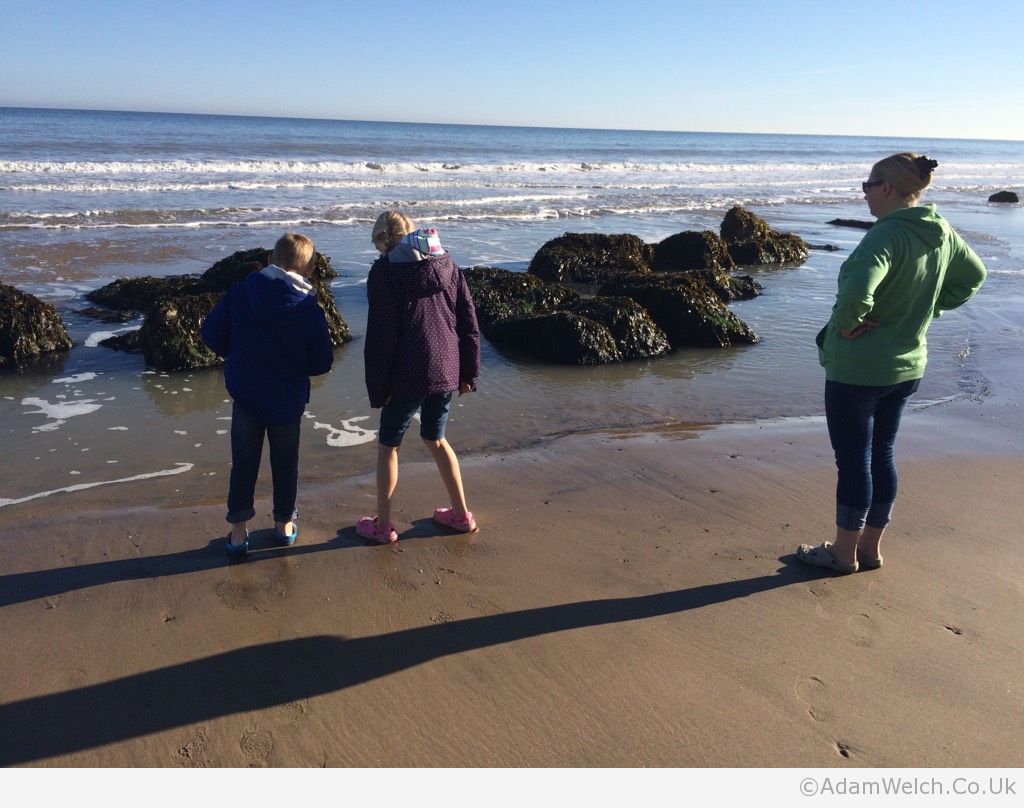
[
  {"xmin": 226, "ymin": 399, "xmax": 300, "ymax": 524},
  {"xmin": 825, "ymin": 378, "xmax": 921, "ymax": 531}
]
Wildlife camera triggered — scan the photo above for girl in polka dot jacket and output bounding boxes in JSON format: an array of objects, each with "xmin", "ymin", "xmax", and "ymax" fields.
[{"xmin": 358, "ymin": 211, "xmax": 481, "ymax": 544}]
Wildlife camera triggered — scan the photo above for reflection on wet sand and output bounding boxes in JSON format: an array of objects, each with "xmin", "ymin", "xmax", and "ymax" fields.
[
  {"xmin": 141, "ymin": 367, "xmax": 228, "ymax": 416},
  {"xmin": 0, "ymin": 234, "xmax": 206, "ymax": 283}
]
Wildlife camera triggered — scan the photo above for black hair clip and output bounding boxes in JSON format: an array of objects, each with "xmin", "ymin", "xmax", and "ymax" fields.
[{"xmin": 915, "ymin": 155, "xmax": 938, "ymax": 178}]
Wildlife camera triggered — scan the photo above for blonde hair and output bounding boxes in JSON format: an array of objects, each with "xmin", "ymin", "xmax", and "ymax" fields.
[
  {"xmin": 871, "ymin": 153, "xmax": 938, "ymax": 204},
  {"xmin": 272, "ymin": 232, "xmax": 315, "ymax": 274},
  {"xmin": 372, "ymin": 210, "xmax": 415, "ymax": 253}
]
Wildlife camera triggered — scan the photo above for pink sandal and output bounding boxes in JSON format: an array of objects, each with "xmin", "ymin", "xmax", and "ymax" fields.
[
  {"xmin": 433, "ymin": 507, "xmax": 478, "ymax": 534},
  {"xmin": 356, "ymin": 516, "xmax": 398, "ymax": 544}
]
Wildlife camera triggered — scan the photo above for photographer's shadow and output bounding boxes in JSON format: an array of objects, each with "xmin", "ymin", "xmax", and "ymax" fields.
[{"xmin": 0, "ymin": 555, "xmax": 818, "ymax": 765}]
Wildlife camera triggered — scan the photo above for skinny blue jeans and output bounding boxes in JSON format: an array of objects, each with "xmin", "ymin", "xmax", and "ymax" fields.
[
  {"xmin": 226, "ymin": 400, "xmax": 300, "ymax": 524},
  {"xmin": 824, "ymin": 378, "xmax": 920, "ymax": 531}
]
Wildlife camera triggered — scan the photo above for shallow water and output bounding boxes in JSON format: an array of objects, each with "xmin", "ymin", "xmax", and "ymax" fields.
[{"xmin": 2, "ymin": 110, "xmax": 1021, "ymax": 511}]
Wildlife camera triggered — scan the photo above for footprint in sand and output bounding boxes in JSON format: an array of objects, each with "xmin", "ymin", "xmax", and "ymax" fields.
[
  {"xmin": 63, "ymin": 667, "xmax": 89, "ymax": 688},
  {"xmin": 239, "ymin": 728, "xmax": 274, "ymax": 766},
  {"xmin": 215, "ymin": 566, "xmax": 290, "ymax": 611},
  {"xmin": 383, "ymin": 572, "xmax": 419, "ymax": 595},
  {"xmin": 214, "ymin": 580, "xmax": 261, "ymax": 611},
  {"xmin": 805, "ymin": 581, "xmax": 837, "ymax": 619},
  {"xmin": 175, "ymin": 729, "xmax": 212, "ymax": 767},
  {"xmin": 437, "ymin": 565, "xmax": 473, "ymax": 582},
  {"xmin": 463, "ymin": 592, "xmax": 502, "ymax": 615},
  {"xmin": 795, "ymin": 676, "xmax": 834, "ymax": 724},
  {"xmin": 848, "ymin": 612, "xmax": 883, "ymax": 648},
  {"xmin": 276, "ymin": 699, "xmax": 309, "ymax": 727}
]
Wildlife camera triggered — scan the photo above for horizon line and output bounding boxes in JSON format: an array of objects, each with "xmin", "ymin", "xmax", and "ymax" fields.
[{"xmin": 3, "ymin": 104, "xmax": 1021, "ymax": 145}]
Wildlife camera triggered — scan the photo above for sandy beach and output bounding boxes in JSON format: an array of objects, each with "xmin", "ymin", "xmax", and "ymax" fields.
[
  {"xmin": 2, "ymin": 109, "xmax": 1022, "ymax": 770},
  {"xmin": 1, "ymin": 391, "xmax": 1021, "ymax": 768}
]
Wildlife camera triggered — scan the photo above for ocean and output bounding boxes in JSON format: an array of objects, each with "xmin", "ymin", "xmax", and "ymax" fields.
[{"xmin": 1, "ymin": 107, "xmax": 1021, "ymax": 509}]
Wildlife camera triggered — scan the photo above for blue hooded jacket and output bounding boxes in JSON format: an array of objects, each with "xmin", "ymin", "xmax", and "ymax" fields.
[{"xmin": 202, "ymin": 266, "xmax": 334, "ymax": 423}]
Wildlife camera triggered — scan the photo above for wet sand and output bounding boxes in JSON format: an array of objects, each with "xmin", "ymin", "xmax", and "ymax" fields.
[{"xmin": 0, "ymin": 396, "xmax": 1021, "ymax": 767}]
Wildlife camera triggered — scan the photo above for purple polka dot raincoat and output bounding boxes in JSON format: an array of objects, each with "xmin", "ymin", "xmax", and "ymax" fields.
[{"xmin": 364, "ymin": 252, "xmax": 480, "ymax": 409}]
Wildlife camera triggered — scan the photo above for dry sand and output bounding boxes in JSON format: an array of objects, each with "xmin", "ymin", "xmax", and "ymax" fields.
[{"xmin": 0, "ymin": 400, "xmax": 1021, "ymax": 767}]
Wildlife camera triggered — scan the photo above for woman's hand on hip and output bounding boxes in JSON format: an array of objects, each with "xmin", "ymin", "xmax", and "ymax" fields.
[{"xmin": 841, "ymin": 319, "xmax": 879, "ymax": 339}]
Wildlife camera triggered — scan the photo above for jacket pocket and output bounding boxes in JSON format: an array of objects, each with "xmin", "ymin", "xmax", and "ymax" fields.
[{"xmin": 815, "ymin": 322, "xmax": 834, "ymax": 368}]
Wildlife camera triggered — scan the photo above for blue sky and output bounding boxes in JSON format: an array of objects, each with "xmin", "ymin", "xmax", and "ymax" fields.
[{"xmin": 1, "ymin": 0, "xmax": 1021, "ymax": 139}]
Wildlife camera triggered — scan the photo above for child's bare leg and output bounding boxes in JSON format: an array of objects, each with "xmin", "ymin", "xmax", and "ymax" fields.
[
  {"xmin": 423, "ymin": 437, "xmax": 469, "ymax": 517},
  {"xmin": 377, "ymin": 443, "xmax": 399, "ymax": 525}
]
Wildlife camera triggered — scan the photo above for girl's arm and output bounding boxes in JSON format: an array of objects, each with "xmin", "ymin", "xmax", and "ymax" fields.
[
  {"xmin": 364, "ymin": 264, "xmax": 402, "ymax": 407},
  {"xmin": 454, "ymin": 266, "xmax": 480, "ymax": 390}
]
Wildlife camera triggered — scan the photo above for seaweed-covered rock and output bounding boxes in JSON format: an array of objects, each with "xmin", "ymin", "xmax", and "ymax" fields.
[
  {"xmin": 464, "ymin": 266, "xmax": 579, "ymax": 331},
  {"xmin": 653, "ymin": 230, "xmax": 734, "ymax": 272},
  {"xmin": 527, "ymin": 233, "xmax": 653, "ymax": 283},
  {"xmin": 486, "ymin": 311, "xmax": 620, "ymax": 365},
  {"xmin": 0, "ymin": 283, "xmax": 74, "ymax": 368},
  {"xmin": 599, "ymin": 273, "xmax": 759, "ymax": 348},
  {"xmin": 570, "ymin": 296, "xmax": 670, "ymax": 360},
  {"xmin": 87, "ymin": 248, "xmax": 340, "ymax": 314},
  {"xmin": 312, "ymin": 278, "xmax": 352, "ymax": 346},
  {"xmin": 680, "ymin": 268, "xmax": 763, "ymax": 303},
  {"xmin": 100, "ymin": 329, "xmax": 142, "ymax": 352},
  {"xmin": 726, "ymin": 274, "xmax": 763, "ymax": 301},
  {"xmin": 203, "ymin": 248, "xmax": 345, "ymax": 346},
  {"xmin": 200, "ymin": 247, "xmax": 338, "ymax": 292},
  {"xmin": 721, "ymin": 206, "xmax": 774, "ymax": 243},
  {"xmin": 988, "ymin": 190, "xmax": 1019, "ymax": 204},
  {"xmin": 720, "ymin": 207, "xmax": 809, "ymax": 265},
  {"xmin": 75, "ymin": 306, "xmax": 141, "ymax": 324},
  {"xmin": 726, "ymin": 237, "xmax": 808, "ymax": 265},
  {"xmin": 85, "ymin": 275, "xmax": 204, "ymax": 314},
  {"xmin": 138, "ymin": 294, "xmax": 223, "ymax": 371},
  {"xmin": 199, "ymin": 247, "xmax": 270, "ymax": 291},
  {"xmin": 827, "ymin": 218, "xmax": 874, "ymax": 230},
  {"xmin": 83, "ymin": 248, "xmax": 351, "ymax": 369}
]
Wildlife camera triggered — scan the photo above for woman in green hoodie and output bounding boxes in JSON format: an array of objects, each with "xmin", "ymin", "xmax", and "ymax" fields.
[{"xmin": 799, "ymin": 153, "xmax": 986, "ymax": 574}]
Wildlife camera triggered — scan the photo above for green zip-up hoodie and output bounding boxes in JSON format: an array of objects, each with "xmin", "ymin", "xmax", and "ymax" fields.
[{"xmin": 816, "ymin": 204, "xmax": 986, "ymax": 386}]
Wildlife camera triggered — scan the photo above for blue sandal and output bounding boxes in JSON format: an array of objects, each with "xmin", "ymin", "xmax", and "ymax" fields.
[
  {"xmin": 226, "ymin": 531, "xmax": 249, "ymax": 560},
  {"xmin": 275, "ymin": 523, "xmax": 298, "ymax": 546}
]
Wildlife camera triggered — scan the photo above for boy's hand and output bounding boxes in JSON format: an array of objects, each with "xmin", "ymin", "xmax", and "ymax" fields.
[{"xmin": 458, "ymin": 382, "xmax": 474, "ymax": 396}]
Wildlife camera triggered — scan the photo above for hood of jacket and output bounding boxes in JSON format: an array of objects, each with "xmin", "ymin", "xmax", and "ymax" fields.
[
  {"xmin": 877, "ymin": 204, "xmax": 947, "ymax": 250},
  {"xmin": 376, "ymin": 252, "xmax": 458, "ymax": 300},
  {"xmin": 242, "ymin": 265, "xmax": 320, "ymax": 319}
]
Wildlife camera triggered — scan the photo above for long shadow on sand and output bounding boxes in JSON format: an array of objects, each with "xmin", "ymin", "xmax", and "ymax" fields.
[
  {"xmin": 0, "ymin": 560, "xmax": 815, "ymax": 765},
  {"xmin": 0, "ymin": 527, "xmax": 443, "ymax": 609}
]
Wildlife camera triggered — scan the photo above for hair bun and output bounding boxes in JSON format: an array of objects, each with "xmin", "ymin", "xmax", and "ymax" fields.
[{"xmin": 915, "ymin": 155, "xmax": 938, "ymax": 178}]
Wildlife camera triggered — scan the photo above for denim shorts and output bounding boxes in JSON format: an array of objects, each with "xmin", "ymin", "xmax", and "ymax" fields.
[{"xmin": 378, "ymin": 392, "xmax": 453, "ymax": 447}]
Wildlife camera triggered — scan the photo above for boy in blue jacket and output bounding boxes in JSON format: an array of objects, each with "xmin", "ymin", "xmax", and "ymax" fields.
[{"xmin": 202, "ymin": 233, "xmax": 334, "ymax": 558}]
